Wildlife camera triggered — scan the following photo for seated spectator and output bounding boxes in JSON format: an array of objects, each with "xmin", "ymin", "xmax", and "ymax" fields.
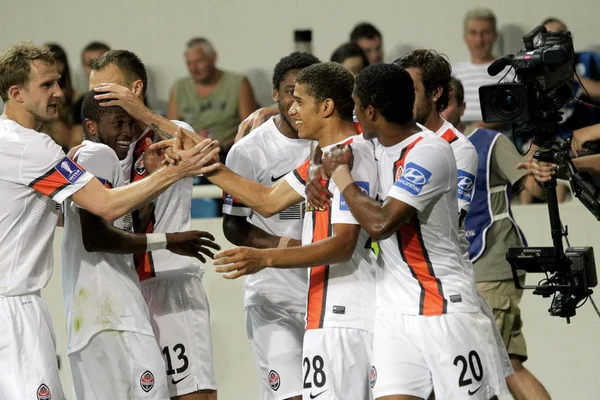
[
  {"xmin": 350, "ymin": 22, "xmax": 384, "ymax": 64},
  {"xmin": 330, "ymin": 42, "xmax": 369, "ymax": 76},
  {"xmin": 167, "ymin": 37, "xmax": 258, "ymax": 157},
  {"xmin": 73, "ymin": 41, "xmax": 111, "ymax": 95},
  {"xmin": 42, "ymin": 43, "xmax": 81, "ymax": 151},
  {"xmin": 452, "ymin": 7, "xmax": 515, "ymax": 134},
  {"xmin": 72, "ymin": 42, "xmax": 111, "ymax": 136}
]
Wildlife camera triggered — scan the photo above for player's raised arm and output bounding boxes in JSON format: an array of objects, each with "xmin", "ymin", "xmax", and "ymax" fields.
[{"xmin": 72, "ymin": 138, "xmax": 220, "ymax": 222}]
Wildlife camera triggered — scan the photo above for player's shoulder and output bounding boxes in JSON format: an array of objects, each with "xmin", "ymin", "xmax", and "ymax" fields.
[
  {"xmin": 76, "ymin": 140, "xmax": 119, "ymax": 164},
  {"xmin": 235, "ymin": 118, "xmax": 278, "ymax": 147},
  {"xmin": 1, "ymin": 119, "xmax": 60, "ymax": 151}
]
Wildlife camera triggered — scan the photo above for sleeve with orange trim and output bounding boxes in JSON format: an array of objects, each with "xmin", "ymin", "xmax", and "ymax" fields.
[
  {"xmin": 24, "ymin": 135, "xmax": 93, "ymax": 204},
  {"xmin": 388, "ymin": 139, "xmax": 454, "ymax": 212},
  {"xmin": 284, "ymin": 158, "xmax": 310, "ymax": 199},
  {"xmin": 223, "ymin": 141, "xmax": 257, "ymax": 217}
]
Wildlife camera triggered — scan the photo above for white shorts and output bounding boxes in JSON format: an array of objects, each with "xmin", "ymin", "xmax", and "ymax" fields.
[
  {"xmin": 302, "ymin": 327, "xmax": 373, "ymax": 400},
  {"xmin": 246, "ymin": 305, "xmax": 305, "ymax": 400},
  {"xmin": 478, "ymin": 291, "xmax": 514, "ymax": 379},
  {"xmin": 69, "ymin": 330, "xmax": 168, "ymax": 400},
  {"xmin": 371, "ymin": 309, "xmax": 508, "ymax": 400},
  {"xmin": 141, "ymin": 272, "xmax": 216, "ymax": 397},
  {"xmin": 0, "ymin": 292, "xmax": 65, "ymax": 400}
]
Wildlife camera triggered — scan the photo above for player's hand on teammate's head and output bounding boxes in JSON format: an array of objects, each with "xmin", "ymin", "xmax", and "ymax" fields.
[
  {"xmin": 235, "ymin": 107, "xmax": 279, "ymax": 143},
  {"xmin": 67, "ymin": 143, "xmax": 87, "ymax": 162},
  {"xmin": 94, "ymin": 83, "xmax": 146, "ymax": 120},
  {"xmin": 213, "ymin": 247, "xmax": 268, "ymax": 279},
  {"xmin": 321, "ymin": 144, "xmax": 354, "ymax": 177},
  {"xmin": 165, "ymin": 231, "xmax": 221, "ymax": 263}
]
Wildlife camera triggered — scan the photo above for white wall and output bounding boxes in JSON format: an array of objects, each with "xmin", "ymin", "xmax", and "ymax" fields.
[
  {"xmin": 2, "ymin": 0, "xmax": 600, "ymax": 107},
  {"xmin": 44, "ymin": 200, "xmax": 600, "ymax": 400}
]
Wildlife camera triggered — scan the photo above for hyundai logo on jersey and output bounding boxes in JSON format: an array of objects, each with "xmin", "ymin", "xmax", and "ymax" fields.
[
  {"xmin": 55, "ymin": 157, "xmax": 84, "ymax": 183},
  {"xmin": 395, "ymin": 162, "xmax": 431, "ymax": 195},
  {"xmin": 340, "ymin": 181, "xmax": 369, "ymax": 210},
  {"xmin": 457, "ymin": 170, "xmax": 475, "ymax": 201}
]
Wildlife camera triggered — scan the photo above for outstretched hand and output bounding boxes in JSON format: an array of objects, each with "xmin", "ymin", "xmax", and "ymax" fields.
[
  {"xmin": 166, "ymin": 231, "xmax": 221, "ymax": 263},
  {"xmin": 213, "ymin": 247, "xmax": 269, "ymax": 279}
]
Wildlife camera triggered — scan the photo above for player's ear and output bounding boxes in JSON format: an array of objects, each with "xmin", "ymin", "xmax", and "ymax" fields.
[
  {"xmin": 366, "ymin": 105, "xmax": 376, "ymax": 121},
  {"xmin": 8, "ymin": 84, "xmax": 25, "ymax": 103},
  {"xmin": 131, "ymin": 80, "xmax": 144, "ymax": 97},
  {"xmin": 459, "ymin": 101, "xmax": 466, "ymax": 117},
  {"xmin": 321, "ymin": 98, "xmax": 335, "ymax": 118},
  {"xmin": 272, "ymin": 88, "xmax": 279, "ymax": 103},
  {"xmin": 431, "ymin": 86, "xmax": 443, "ymax": 104},
  {"xmin": 84, "ymin": 119, "xmax": 98, "ymax": 137}
]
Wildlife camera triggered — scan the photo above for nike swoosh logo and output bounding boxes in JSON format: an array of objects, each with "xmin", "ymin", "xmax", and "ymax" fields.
[
  {"xmin": 271, "ymin": 172, "xmax": 288, "ymax": 182},
  {"xmin": 171, "ymin": 374, "xmax": 191, "ymax": 385},
  {"xmin": 468, "ymin": 385, "xmax": 482, "ymax": 395},
  {"xmin": 309, "ymin": 389, "xmax": 328, "ymax": 398}
]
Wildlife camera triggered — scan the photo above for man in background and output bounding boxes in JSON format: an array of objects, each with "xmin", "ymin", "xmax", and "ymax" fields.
[
  {"xmin": 167, "ymin": 37, "xmax": 259, "ymax": 159},
  {"xmin": 350, "ymin": 22, "xmax": 384, "ymax": 65}
]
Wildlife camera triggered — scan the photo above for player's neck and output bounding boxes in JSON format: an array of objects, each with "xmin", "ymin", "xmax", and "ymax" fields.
[
  {"xmin": 274, "ymin": 114, "xmax": 298, "ymax": 139},
  {"xmin": 423, "ymin": 112, "xmax": 444, "ymax": 133},
  {"xmin": 2, "ymin": 103, "xmax": 41, "ymax": 130},
  {"xmin": 317, "ymin": 120, "xmax": 356, "ymax": 148},
  {"xmin": 377, "ymin": 121, "xmax": 422, "ymax": 147}
]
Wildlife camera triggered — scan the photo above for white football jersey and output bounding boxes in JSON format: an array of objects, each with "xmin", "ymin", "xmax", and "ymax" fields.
[
  {"xmin": 285, "ymin": 137, "xmax": 378, "ymax": 332},
  {"xmin": 62, "ymin": 141, "xmax": 153, "ymax": 354},
  {"xmin": 120, "ymin": 121, "xmax": 198, "ymax": 279},
  {"xmin": 375, "ymin": 131, "xmax": 479, "ymax": 316},
  {"xmin": 0, "ymin": 120, "xmax": 93, "ymax": 296},
  {"xmin": 223, "ymin": 117, "xmax": 312, "ymax": 311},
  {"xmin": 419, "ymin": 119, "xmax": 479, "ymax": 255}
]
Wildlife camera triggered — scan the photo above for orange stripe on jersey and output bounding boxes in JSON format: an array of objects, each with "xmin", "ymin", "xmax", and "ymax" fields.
[
  {"xmin": 306, "ymin": 202, "xmax": 331, "ymax": 329},
  {"xmin": 30, "ymin": 169, "xmax": 71, "ymax": 198},
  {"xmin": 393, "ymin": 136, "xmax": 424, "ymax": 180},
  {"xmin": 293, "ymin": 159, "xmax": 310, "ymax": 185},
  {"xmin": 135, "ymin": 216, "xmax": 156, "ymax": 281},
  {"xmin": 440, "ymin": 128, "xmax": 458, "ymax": 144},
  {"xmin": 398, "ymin": 216, "xmax": 447, "ymax": 315}
]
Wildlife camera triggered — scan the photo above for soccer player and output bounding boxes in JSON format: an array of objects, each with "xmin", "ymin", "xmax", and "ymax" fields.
[
  {"xmin": 221, "ymin": 52, "xmax": 319, "ymax": 400},
  {"xmin": 321, "ymin": 63, "xmax": 507, "ymax": 399},
  {"xmin": 63, "ymin": 91, "xmax": 220, "ymax": 399},
  {"xmin": 89, "ymin": 50, "xmax": 221, "ymax": 400},
  {"xmin": 394, "ymin": 49, "xmax": 478, "ymax": 235},
  {"xmin": 168, "ymin": 62, "xmax": 378, "ymax": 399},
  {"xmin": 0, "ymin": 42, "xmax": 218, "ymax": 400}
]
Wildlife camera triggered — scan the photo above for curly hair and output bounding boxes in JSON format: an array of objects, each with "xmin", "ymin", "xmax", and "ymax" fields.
[
  {"xmin": 295, "ymin": 62, "xmax": 355, "ymax": 121},
  {"xmin": 355, "ymin": 63, "xmax": 414, "ymax": 126},
  {"xmin": 272, "ymin": 52, "xmax": 320, "ymax": 90},
  {"xmin": 394, "ymin": 49, "xmax": 452, "ymax": 112}
]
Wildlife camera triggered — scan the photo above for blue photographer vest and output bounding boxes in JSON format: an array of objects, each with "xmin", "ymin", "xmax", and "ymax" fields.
[{"xmin": 465, "ymin": 129, "xmax": 527, "ymax": 262}]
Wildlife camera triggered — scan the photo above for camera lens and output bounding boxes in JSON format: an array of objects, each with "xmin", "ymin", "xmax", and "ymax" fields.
[{"xmin": 492, "ymin": 89, "xmax": 523, "ymax": 118}]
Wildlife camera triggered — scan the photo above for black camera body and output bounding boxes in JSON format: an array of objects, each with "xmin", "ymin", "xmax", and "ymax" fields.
[{"xmin": 479, "ymin": 25, "xmax": 575, "ymax": 147}]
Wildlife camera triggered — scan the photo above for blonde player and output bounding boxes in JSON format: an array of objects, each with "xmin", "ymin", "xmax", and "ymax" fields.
[
  {"xmin": 90, "ymin": 50, "xmax": 220, "ymax": 399},
  {"xmin": 322, "ymin": 63, "xmax": 507, "ymax": 399},
  {"xmin": 0, "ymin": 42, "xmax": 219, "ymax": 400}
]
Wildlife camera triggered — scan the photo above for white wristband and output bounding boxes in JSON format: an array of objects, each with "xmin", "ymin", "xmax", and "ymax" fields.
[{"xmin": 146, "ymin": 233, "xmax": 167, "ymax": 251}]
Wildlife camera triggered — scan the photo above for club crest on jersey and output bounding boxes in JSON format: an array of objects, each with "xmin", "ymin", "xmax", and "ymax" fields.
[
  {"xmin": 370, "ymin": 366, "xmax": 377, "ymax": 388},
  {"xmin": 340, "ymin": 181, "xmax": 369, "ymax": 210},
  {"xmin": 395, "ymin": 162, "xmax": 431, "ymax": 195},
  {"xmin": 140, "ymin": 370, "xmax": 155, "ymax": 392},
  {"xmin": 55, "ymin": 157, "xmax": 84, "ymax": 183},
  {"xmin": 135, "ymin": 154, "xmax": 146, "ymax": 176},
  {"xmin": 37, "ymin": 383, "xmax": 51, "ymax": 400},
  {"xmin": 457, "ymin": 170, "xmax": 475, "ymax": 202},
  {"xmin": 268, "ymin": 370, "xmax": 280, "ymax": 391}
]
